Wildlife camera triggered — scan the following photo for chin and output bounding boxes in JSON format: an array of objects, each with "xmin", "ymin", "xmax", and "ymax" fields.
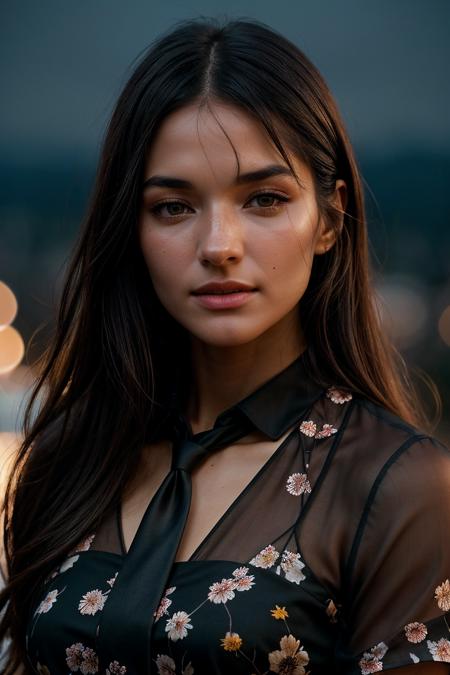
[{"xmin": 187, "ymin": 322, "xmax": 272, "ymax": 348}]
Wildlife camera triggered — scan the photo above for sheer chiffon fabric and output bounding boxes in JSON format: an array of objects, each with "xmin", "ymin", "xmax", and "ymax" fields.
[{"xmin": 25, "ymin": 354, "xmax": 450, "ymax": 674}]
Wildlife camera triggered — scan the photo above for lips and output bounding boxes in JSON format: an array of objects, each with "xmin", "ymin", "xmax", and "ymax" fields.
[{"xmin": 191, "ymin": 281, "xmax": 257, "ymax": 295}]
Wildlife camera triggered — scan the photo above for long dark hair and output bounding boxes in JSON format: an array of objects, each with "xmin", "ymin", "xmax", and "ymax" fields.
[{"xmin": 0, "ymin": 16, "xmax": 438, "ymax": 672}]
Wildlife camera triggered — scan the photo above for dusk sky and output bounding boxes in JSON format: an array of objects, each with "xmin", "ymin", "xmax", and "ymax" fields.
[{"xmin": 1, "ymin": 0, "xmax": 449, "ymax": 158}]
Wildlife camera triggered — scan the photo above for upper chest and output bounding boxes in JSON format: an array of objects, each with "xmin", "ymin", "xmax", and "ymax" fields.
[{"xmin": 119, "ymin": 430, "xmax": 292, "ymax": 560}]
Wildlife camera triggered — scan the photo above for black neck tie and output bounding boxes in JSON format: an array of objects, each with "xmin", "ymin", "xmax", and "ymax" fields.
[{"xmin": 96, "ymin": 410, "xmax": 255, "ymax": 673}]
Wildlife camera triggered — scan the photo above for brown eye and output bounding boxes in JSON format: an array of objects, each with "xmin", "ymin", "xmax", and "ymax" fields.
[
  {"xmin": 246, "ymin": 191, "xmax": 290, "ymax": 210},
  {"xmin": 149, "ymin": 200, "xmax": 194, "ymax": 220}
]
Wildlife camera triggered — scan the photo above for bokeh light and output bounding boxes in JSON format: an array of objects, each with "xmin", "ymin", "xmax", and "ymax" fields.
[
  {"xmin": 0, "ymin": 281, "xmax": 17, "ymax": 328},
  {"xmin": 375, "ymin": 278, "xmax": 429, "ymax": 349},
  {"xmin": 0, "ymin": 326, "xmax": 25, "ymax": 374}
]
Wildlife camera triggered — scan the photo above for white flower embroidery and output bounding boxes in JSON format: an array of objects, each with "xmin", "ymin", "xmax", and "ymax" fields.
[
  {"xmin": 326, "ymin": 387, "xmax": 353, "ymax": 404},
  {"xmin": 48, "ymin": 533, "xmax": 96, "ymax": 580},
  {"xmin": 78, "ymin": 589, "xmax": 107, "ymax": 615},
  {"xmin": 280, "ymin": 550, "xmax": 306, "ymax": 584},
  {"xmin": 435, "ymin": 579, "xmax": 450, "ymax": 612},
  {"xmin": 370, "ymin": 643, "xmax": 388, "ymax": 660},
  {"xmin": 59, "ymin": 554, "xmax": 80, "ymax": 573},
  {"xmin": 409, "ymin": 653, "xmax": 420, "ymax": 664},
  {"xmin": 155, "ymin": 654, "xmax": 176, "ymax": 675},
  {"xmin": 107, "ymin": 572, "xmax": 119, "ymax": 587},
  {"xmin": 249, "ymin": 544, "xmax": 280, "ymax": 569},
  {"xmin": 404, "ymin": 622, "xmax": 427, "ymax": 643},
  {"xmin": 286, "ymin": 472, "xmax": 311, "ymax": 496},
  {"xmin": 165, "ymin": 610, "xmax": 193, "ymax": 641},
  {"xmin": 106, "ymin": 661, "xmax": 127, "ymax": 674},
  {"xmin": 35, "ymin": 589, "xmax": 59, "ymax": 615},
  {"xmin": 207, "ymin": 578, "xmax": 237, "ymax": 604},
  {"xmin": 427, "ymin": 638, "xmax": 450, "ymax": 662},
  {"xmin": 299, "ymin": 420, "xmax": 317, "ymax": 437}
]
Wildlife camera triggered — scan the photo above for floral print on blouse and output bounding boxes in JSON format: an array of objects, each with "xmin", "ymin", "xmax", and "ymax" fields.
[{"xmin": 23, "ymin": 353, "xmax": 450, "ymax": 674}]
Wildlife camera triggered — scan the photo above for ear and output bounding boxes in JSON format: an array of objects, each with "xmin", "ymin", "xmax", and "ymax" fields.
[{"xmin": 314, "ymin": 179, "xmax": 347, "ymax": 255}]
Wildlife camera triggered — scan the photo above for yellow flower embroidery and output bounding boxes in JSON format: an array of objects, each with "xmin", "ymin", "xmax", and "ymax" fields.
[
  {"xmin": 271, "ymin": 605, "xmax": 289, "ymax": 620},
  {"xmin": 220, "ymin": 631, "xmax": 242, "ymax": 651}
]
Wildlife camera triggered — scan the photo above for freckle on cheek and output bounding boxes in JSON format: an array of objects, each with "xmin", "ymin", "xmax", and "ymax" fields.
[{"xmin": 272, "ymin": 266, "xmax": 276, "ymax": 270}]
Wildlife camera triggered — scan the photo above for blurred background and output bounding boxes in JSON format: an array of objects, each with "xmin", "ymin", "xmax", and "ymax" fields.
[{"xmin": 1, "ymin": 0, "xmax": 449, "ymax": 473}]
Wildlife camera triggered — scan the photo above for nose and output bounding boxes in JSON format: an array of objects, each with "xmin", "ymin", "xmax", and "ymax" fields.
[{"xmin": 197, "ymin": 206, "xmax": 244, "ymax": 267}]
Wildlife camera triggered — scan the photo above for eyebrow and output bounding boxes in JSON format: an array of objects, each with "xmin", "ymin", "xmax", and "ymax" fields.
[{"xmin": 142, "ymin": 164, "xmax": 295, "ymax": 191}]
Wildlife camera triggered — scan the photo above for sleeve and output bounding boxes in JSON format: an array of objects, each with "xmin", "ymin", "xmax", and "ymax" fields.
[{"xmin": 336, "ymin": 434, "xmax": 450, "ymax": 673}]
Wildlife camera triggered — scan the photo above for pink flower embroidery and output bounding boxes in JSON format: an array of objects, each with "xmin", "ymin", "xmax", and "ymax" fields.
[
  {"xmin": 249, "ymin": 544, "xmax": 280, "ymax": 569},
  {"xmin": 232, "ymin": 566, "xmax": 249, "ymax": 578},
  {"xmin": 78, "ymin": 589, "xmax": 107, "ymax": 615},
  {"xmin": 435, "ymin": 579, "xmax": 450, "ymax": 612},
  {"xmin": 286, "ymin": 472, "xmax": 311, "ymax": 496},
  {"xmin": 404, "ymin": 622, "xmax": 427, "ymax": 643},
  {"xmin": 80, "ymin": 647, "xmax": 98, "ymax": 674},
  {"xmin": 154, "ymin": 586, "xmax": 176, "ymax": 621},
  {"xmin": 299, "ymin": 420, "xmax": 317, "ymax": 437},
  {"xmin": 359, "ymin": 643, "xmax": 388, "ymax": 674},
  {"xmin": 358, "ymin": 655, "xmax": 382, "ymax": 674},
  {"xmin": 299, "ymin": 419, "xmax": 338, "ymax": 439},
  {"xmin": 326, "ymin": 387, "xmax": 353, "ymax": 404},
  {"xmin": 65, "ymin": 642, "xmax": 85, "ymax": 670},
  {"xmin": 427, "ymin": 638, "xmax": 450, "ymax": 662},
  {"xmin": 72, "ymin": 533, "xmax": 96, "ymax": 554},
  {"xmin": 65, "ymin": 643, "xmax": 98, "ymax": 673},
  {"xmin": 207, "ymin": 578, "xmax": 237, "ymax": 604},
  {"xmin": 315, "ymin": 423, "xmax": 338, "ymax": 439},
  {"xmin": 233, "ymin": 575, "xmax": 254, "ymax": 591},
  {"xmin": 165, "ymin": 610, "xmax": 193, "ymax": 641}
]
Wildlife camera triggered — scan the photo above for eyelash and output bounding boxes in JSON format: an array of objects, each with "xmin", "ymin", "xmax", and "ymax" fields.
[{"xmin": 147, "ymin": 190, "xmax": 290, "ymax": 221}]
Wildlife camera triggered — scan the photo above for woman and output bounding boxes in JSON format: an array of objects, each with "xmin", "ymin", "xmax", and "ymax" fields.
[{"xmin": 1, "ymin": 16, "xmax": 449, "ymax": 675}]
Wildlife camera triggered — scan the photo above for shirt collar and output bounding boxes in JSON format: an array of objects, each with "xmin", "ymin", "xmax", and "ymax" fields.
[{"xmin": 212, "ymin": 348, "xmax": 325, "ymax": 440}]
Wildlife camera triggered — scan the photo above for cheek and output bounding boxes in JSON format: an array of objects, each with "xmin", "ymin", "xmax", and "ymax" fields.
[
  {"xmin": 255, "ymin": 226, "xmax": 316, "ymax": 284},
  {"xmin": 139, "ymin": 231, "xmax": 186, "ymax": 292}
]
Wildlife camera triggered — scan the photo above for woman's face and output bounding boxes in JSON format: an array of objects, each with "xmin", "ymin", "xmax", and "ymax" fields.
[{"xmin": 138, "ymin": 100, "xmax": 344, "ymax": 348}]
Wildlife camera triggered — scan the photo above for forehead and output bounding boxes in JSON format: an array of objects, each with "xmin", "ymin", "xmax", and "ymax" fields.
[{"xmin": 143, "ymin": 100, "xmax": 309, "ymax": 184}]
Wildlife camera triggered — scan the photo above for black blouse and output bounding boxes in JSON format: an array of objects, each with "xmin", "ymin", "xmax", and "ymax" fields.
[{"xmin": 25, "ymin": 352, "xmax": 450, "ymax": 674}]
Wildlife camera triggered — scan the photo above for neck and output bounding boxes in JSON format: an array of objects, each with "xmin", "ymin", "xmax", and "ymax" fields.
[{"xmin": 184, "ymin": 311, "xmax": 306, "ymax": 434}]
